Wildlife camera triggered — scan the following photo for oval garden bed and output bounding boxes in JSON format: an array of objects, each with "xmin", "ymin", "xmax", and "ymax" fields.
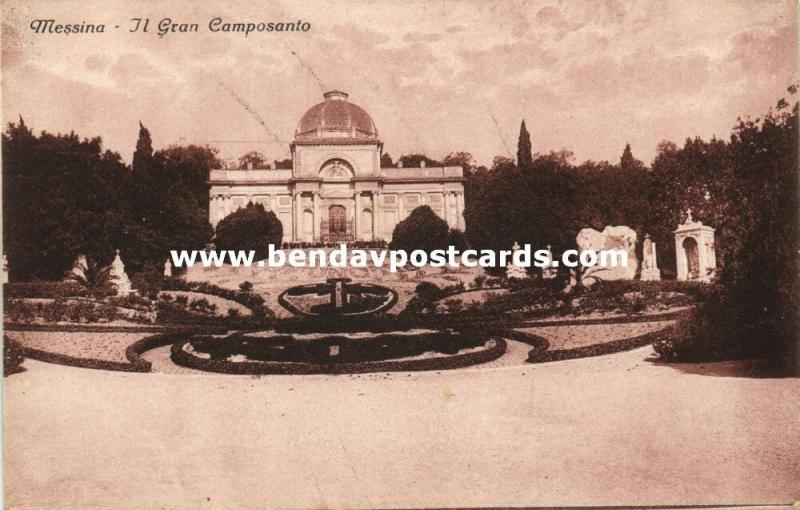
[{"xmin": 170, "ymin": 328, "xmax": 505, "ymax": 374}]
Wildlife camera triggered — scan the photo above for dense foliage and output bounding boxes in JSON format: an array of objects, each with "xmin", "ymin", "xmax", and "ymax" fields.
[
  {"xmin": 4, "ymin": 336, "xmax": 26, "ymax": 376},
  {"xmin": 213, "ymin": 202, "xmax": 283, "ymax": 261},
  {"xmin": 463, "ymin": 88, "xmax": 798, "ymax": 365},
  {"xmin": 389, "ymin": 205, "xmax": 450, "ymax": 253},
  {"xmin": 2, "ymin": 120, "xmax": 216, "ymax": 280}
]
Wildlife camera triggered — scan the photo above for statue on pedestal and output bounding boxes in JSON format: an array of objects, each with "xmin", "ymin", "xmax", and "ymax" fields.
[
  {"xmin": 506, "ymin": 241, "xmax": 527, "ymax": 279},
  {"xmin": 2, "ymin": 254, "xmax": 8, "ymax": 284},
  {"xmin": 164, "ymin": 260, "xmax": 173, "ymax": 277},
  {"xmin": 640, "ymin": 234, "xmax": 661, "ymax": 281},
  {"xmin": 110, "ymin": 249, "xmax": 133, "ymax": 295},
  {"xmin": 542, "ymin": 245, "xmax": 557, "ymax": 280}
]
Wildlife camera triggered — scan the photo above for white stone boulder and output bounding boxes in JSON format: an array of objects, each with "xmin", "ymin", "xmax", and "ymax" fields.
[{"xmin": 575, "ymin": 226, "xmax": 638, "ymax": 285}]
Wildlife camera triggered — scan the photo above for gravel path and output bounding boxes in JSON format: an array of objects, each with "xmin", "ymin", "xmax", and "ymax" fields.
[
  {"xmin": 5, "ymin": 330, "xmax": 146, "ymax": 363},
  {"xmin": 4, "ymin": 348, "xmax": 798, "ymax": 508},
  {"xmin": 515, "ymin": 320, "xmax": 673, "ymax": 350}
]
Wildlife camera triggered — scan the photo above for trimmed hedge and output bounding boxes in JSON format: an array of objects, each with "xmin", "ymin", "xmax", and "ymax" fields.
[
  {"xmin": 161, "ymin": 277, "xmax": 272, "ymax": 318},
  {"xmin": 170, "ymin": 335, "xmax": 506, "ymax": 375},
  {"xmin": 3, "ymin": 282, "xmax": 88, "ymax": 299},
  {"xmin": 527, "ymin": 327, "xmax": 673, "ymax": 363},
  {"xmin": 277, "ymin": 282, "xmax": 398, "ymax": 317},
  {"xmin": 6, "ymin": 326, "xmax": 225, "ymax": 373},
  {"xmin": 125, "ymin": 328, "xmax": 226, "ymax": 368},
  {"xmin": 513, "ymin": 309, "xmax": 689, "ymax": 328},
  {"xmin": 4, "ymin": 336, "xmax": 26, "ymax": 376},
  {"xmin": 3, "ymin": 323, "xmax": 164, "ymax": 333}
]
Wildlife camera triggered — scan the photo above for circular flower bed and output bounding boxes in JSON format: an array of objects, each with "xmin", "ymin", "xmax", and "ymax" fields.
[
  {"xmin": 278, "ymin": 280, "xmax": 397, "ymax": 317},
  {"xmin": 170, "ymin": 328, "xmax": 504, "ymax": 374}
]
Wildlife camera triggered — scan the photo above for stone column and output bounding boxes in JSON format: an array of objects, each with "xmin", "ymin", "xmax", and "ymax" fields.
[
  {"xmin": 313, "ymin": 192, "xmax": 320, "ymax": 242},
  {"xmin": 698, "ymin": 238, "xmax": 708, "ymax": 278},
  {"xmin": 456, "ymin": 192, "xmax": 465, "ymax": 230},
  {"xmin": 675, "ymin": 236, "xmax": 687, "ymax": 280},
  {"xmin": 292, "ymin": 193, "xmax": 299, "ymax": 241},
  {"xmin": 373, "ymin": 192, "xmax": 381, "ymax": 240},
  {"xmin": 354, "ymin": 192, "xmax": 361, "ymax": 241},
  {"xmin": 443, "ymin": 190, "xmax": 451, "ymax": 228}
]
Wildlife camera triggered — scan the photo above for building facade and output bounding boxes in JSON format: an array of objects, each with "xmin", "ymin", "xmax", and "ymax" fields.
[{"xmin": 209, "ymin": 90, "xmax": 465, "ymax": 242}]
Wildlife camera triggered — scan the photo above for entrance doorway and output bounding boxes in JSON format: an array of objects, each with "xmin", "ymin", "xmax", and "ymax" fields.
[
  {"xmin": 682, "ymin": 237, "xmax": 699, "ymax": 279},
  {"xmin": 329, "ymin": 206, "xmax": 346, "ymax": 235}
]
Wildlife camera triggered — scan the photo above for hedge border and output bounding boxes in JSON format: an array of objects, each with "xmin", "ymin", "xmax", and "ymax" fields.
[
  {"xmin": 169, "ymin": 335, "xmax": 507, "ymax": 375},
  {"xmin": 277, "ymin": 283, "xmax": 398, "ymax": 318},
  {"xmin": 3, "ymin": 322, "xmax": 166, "ymax": 333},
  {"xmin": 514, "ymin": 309, "xmax": 688, "ymax": 328},
  {"xmin": 526, "ymin": 327, "xmax": 674, "ymax": 363},
  {"xmin": 125, "ymin": 328, "xmax": 226, "ymax": 367},
  {"xmin": 499, "ymin": 328, "xmax": 550, "ymax": 355},
  {"xmin": 8, "ymin": 327, "xmax": 227, "ymax": 373},
  {"xmin": 21, "ymin": 345, "xmax": 151, "ymax": 372}
]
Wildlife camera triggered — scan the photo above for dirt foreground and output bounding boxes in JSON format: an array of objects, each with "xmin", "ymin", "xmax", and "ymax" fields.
[{"xmin": 4, "ymin": 347, "xmax": 799, "ymax": 508}]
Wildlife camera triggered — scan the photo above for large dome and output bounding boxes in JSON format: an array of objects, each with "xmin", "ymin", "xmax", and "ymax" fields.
[{"xmin": 294, "ymin": 91, "xmax": 379, "ymax": 142}]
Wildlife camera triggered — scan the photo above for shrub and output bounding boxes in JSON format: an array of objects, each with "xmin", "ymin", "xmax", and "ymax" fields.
[
  {"xmin": 415, "ymin": 281, "xmax": 442, "ymax": 302},
  {"xmin": 389, "ymin": 206, "xmax": 450, "ymax": 253},
  {"xmin": 67, "ymin": 257, "xmax": 114, "ymax": 297},
  {"xmin": 5, "ymin": 300, "xmax": 37, "ymax": 323},
  {"xmin": 3, "ymin": 282, "xmax": 87, "ymax": 299},
  {"xmin": 472, "ymin": 275, "xmax": 487, "ymax": 289},
  {"xmin": 444, "ymin": 299, "xmax": 464, "ymax": 314},
  {"xmin": 214, "ymin": 202, "xmax": 282, "ymax": 261},
  {"xmin": 130, "ymin": 268, "xmax": 164, "ymax": 298},
  {"xmin": 4, "ymin": 336, "xmax": 25, "ymax": 376},
  {"xmin": 239, "ymin": 281, "xmax": 253, "ymax": 293},
  {"xmin": 653, "ymin": 285, "xmax": 778, "ymax": 363},
  {"xmin": 447, "ymin": 229, "xmax": 468, "ymax": 252}
]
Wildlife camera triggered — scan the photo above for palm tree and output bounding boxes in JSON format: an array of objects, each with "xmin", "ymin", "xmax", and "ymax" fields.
[{"xmin": 68, "ymin": 257, "xmax": 113, "ymax": 297}]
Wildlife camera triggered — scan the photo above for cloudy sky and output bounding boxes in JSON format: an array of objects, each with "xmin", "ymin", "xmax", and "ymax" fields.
[{"xmin": 2, "ymin": 0, "xmax": 796, "ymax": 167}]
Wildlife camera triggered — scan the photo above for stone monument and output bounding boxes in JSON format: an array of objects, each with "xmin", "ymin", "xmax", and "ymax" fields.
[
  {"xmin": 541, "ymin": 245, "xmax": 557, "ymax": 280},
  {"xmin": 164, "ymin": 260, "xmax": 173, "ymax": 277},
  {"xmin": 2, "ymin": 254, "xmax": 8, "ymax": 284},
  {"xmin": 674, "ymin": 209, "xmax": 716, "ymax": 282},
  {"xmin": 110, "ymin": 249, "xmax": 133, "ymax": 295},
  {"xmin": 71, "ymin": 254, "xmax": 88, "ymax": 279},
  {"xmin": 576, "ymin": 225, "xmax": 638, "ymax": 285},
  {"xmin": 506, "ymin": 241, "xmax": 527, "ymax": 279},
  {"xmin": 640, "ymin": 234, "xmax": 661, "ymax": 281}
]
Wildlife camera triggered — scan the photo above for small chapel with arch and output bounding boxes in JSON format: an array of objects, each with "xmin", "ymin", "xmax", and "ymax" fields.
[{"xmin": 209, "ymin": 90, "xmax": 466, "ymax": 242}]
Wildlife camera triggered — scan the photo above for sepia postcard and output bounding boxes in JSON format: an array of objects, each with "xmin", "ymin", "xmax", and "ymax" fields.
[{"xmin": 1, "ymin": 0, "xmax": 798, "ymax": 508}]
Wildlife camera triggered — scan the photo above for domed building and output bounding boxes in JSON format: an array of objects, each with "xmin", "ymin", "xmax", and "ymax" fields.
[{"xmin": 209, "ymin": 91, "xmax": 465, "ymax": 243}]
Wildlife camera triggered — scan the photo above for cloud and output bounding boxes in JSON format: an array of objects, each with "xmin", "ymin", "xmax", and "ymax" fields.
[{"xmin": 0, "ymin": 0, "xmax": 796, "ymax": 167}]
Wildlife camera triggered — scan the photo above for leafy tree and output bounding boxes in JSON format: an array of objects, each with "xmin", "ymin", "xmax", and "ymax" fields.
[
  {"xmin": 397, "ymin": 154, "xmax": 442, "ymax": 168},
  {"xmin": 2, "ymin": 119, "xmax": 127, "ymax": 280},
  {"xmin": 274, "ymin": 158, "xmax": 293, "ymax": 169},
  {"xmin": 380, "ymin": 153, "xmax": 395, "ymax": 168},
  {"xmin": 120, "ymin": 124, "xmax": 213, "ymax": 274},
  {"xmin": 443, "ymin": 151, "xmax": 476, "ymax": 176},
  {"xmin": 132, "ymin": 121, "xmax": 153, "ymax": 175},
  {"xmin": 447, "ymin": 229, "xmax": 468, "ymax": 251},
  {"xmin": 516, "ymin": 120, "xmax": 533, "ymax": 171},
  {"xmin": 619, "ymin": 143, "xmax": 644, "ymax": 171},
  {"xmin": 154, "ymin": 145, "xmax": 219, "ymax": 214},
  {"xmin": 389, "ymin": 206, "xmax": 450, "ymax": 253},
  {"xmin": 67, "ymin": 256, "xmax": 113, "ymax": 297},
  {"xmin": 214, "ymin": 202, "xmax": 282, "ymax": 261},
  {"xmin": 238, "ymin": 151, "xmax": 269, "ymax": 169}
]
